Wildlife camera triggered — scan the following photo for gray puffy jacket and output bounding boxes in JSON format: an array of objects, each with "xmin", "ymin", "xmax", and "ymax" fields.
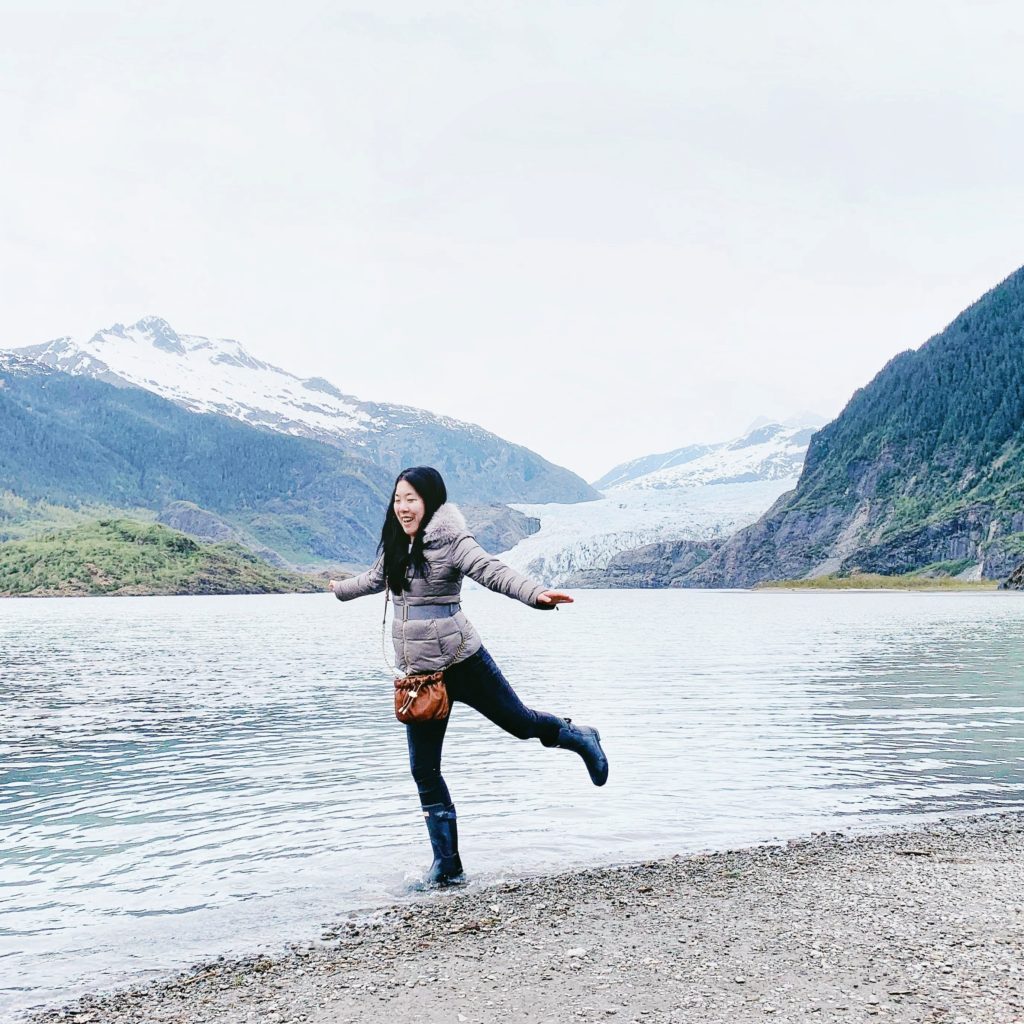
[{"xmin": 332, "ymin": 503, "xmax": 549, "ymax": 674}]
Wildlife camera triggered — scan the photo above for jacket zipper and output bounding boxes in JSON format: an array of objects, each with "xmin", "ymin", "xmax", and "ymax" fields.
[{"xmin": 401, "ymin": 544, "xmax": 412, "ymax": 670}]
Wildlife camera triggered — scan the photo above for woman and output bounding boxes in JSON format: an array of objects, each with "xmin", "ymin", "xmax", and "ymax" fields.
[{"xmin": 330, "ymin": 465, "xmax": 608, "ymax": 887}]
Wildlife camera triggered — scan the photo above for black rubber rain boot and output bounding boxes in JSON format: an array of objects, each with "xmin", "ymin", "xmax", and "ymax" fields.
[
  {"xmin": 421, "ymin": 803, "xmax": 466, "ymax": 886},
  {"xmin": 553, "ymin": 718, "xmax": 609, "ymax": 786}
]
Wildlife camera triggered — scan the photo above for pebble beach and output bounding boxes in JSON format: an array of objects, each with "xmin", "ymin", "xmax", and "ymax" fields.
[{"xmin": 28, "ymin": 812, "xmax": 1023, "ymax": 1024}]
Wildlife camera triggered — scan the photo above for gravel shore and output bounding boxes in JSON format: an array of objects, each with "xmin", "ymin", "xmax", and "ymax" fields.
[{"xmin": 31, "ymin": 813, "xmax": 1023, "ymax": 1024}]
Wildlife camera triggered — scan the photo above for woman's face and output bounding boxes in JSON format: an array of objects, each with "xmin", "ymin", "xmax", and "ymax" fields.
[{"xmin": 393, "ymin": 479, "xmax": 426, "ymax": 538}]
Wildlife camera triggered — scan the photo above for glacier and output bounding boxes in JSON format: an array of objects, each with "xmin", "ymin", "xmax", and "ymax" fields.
[{"xmin": 500, "ymin": 421, "xmax": 818, "ymax": 585}]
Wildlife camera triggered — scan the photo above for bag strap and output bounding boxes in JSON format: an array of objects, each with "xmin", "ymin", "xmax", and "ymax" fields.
[
  {"xmin": 382, "ymin": 588, "xmax": 400, "ymax": 677},
  {"xmin": 447, "ymin": 629, "xmax": 470, "ymax": 671}
]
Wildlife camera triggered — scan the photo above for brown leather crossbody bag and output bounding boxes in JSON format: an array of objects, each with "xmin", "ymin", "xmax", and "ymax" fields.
[{"xmin": 383, "ymin": 590, "xmax": 467, "ymax": 724}]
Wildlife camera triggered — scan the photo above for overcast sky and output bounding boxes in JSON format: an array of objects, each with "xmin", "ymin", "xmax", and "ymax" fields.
[{"xmin": 1, "ymin": 1, "xmax": 1022, "ymax": 480}]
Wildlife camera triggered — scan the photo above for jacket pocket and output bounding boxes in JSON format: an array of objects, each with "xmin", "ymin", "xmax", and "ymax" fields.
[{"xmin": 431, "ymin": 618, "xmax": 466, "ymax": 663}]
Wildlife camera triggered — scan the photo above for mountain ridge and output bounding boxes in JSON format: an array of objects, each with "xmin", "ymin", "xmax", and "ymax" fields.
[
  {"xmin": 14, "ymin": 316, "xmax": 598, "ymax": 504},
  {"xmin": 0, "ymin": 353, "xmax": 549, "ymax": 566},
  {"xmin": 0, "ymin": 353, "xmax": 391, "ymax": 564},
  {"xmin": 680, "ymin": 264, "xmax": 1024, "ymax": 587}
]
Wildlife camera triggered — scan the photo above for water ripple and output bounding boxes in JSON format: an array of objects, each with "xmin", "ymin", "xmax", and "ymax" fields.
[{"xmin": 1, "ymin": 590, "xmax": 1023, "ymax": 1017}]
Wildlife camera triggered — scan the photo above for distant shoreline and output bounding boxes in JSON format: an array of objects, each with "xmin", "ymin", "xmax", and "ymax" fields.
[
  {"xmin": 3, "ymin": 583, "xmax": 1015, "ymax": 598},
  {"xmin": 754, "ymin": 585, "xmax": 1005, "ymax": 594},
  {"xmin": 0, "ymin": 587, "xmax": 325, "ymax": 599},
  {"xmin": 755, "ymin": 573, "xmax": 1003, "ymax": 592}
]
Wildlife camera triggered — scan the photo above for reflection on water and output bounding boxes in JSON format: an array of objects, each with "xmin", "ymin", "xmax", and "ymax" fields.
[{"xmin": 1, "ymin": 590, "xmax": 1023, "ymax": 1016}]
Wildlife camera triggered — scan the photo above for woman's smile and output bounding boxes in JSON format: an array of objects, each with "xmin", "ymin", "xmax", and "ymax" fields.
[{"xmin": 393, "ymin": 479, "xmax": 426, "ymax": 536}]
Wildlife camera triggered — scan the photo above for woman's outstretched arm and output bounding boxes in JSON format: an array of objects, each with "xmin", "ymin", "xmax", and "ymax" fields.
[
  {"xmin": 450, "ymin": 535, "xmax": 573, "ymax": 609},
  {"xmin": 330, "ymin": 553, "xmax": 386, "ymax": 601}
]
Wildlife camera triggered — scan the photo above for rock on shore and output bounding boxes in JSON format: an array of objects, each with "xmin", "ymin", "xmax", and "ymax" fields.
[
  {"xmin": 1002, "ymin": 560, "xmax": 1024, "ymax": 590},
  {"xmin": 461, "ymin": 504, "xmax": 541, "ymax": 554},
  {"xmin": 29, "ymin": 813, "xmax": 1023, "ymax": 1024}
]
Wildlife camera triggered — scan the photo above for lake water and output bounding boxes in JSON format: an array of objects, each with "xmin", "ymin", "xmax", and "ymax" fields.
[{"xmin": 2, "ymin": 589, "xmax": 1024, "ymax": 1018}]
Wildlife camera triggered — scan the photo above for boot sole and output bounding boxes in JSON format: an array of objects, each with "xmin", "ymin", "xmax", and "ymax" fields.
[{"xmin": 435, "ymin": 874, "xmax": 467, "ymax": 888}]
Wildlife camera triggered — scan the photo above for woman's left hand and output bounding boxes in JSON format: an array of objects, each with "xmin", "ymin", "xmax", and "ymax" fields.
[{"xmin": 537, "ymin": 590, "xmax": 574, "ymax": 607}]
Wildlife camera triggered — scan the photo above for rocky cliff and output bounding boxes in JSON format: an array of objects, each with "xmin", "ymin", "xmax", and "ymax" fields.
[
  {"xmin": 1001, "ymin": 560, "xmax": 1024, "ymax": 590},
  {"xmin": 680, "ymin": 266, "xmax": 1024, "ymax": 587},
  {"xmin": 461, "ymin": 504, "xmax": 541, "ymax": 554},
  {"xmin": 156, "ymin": 502, "xmax": 293, "ymax": 568},
  {"xmin": 560, "ymin": 538, "xmax": 722, "ymax": 588}
]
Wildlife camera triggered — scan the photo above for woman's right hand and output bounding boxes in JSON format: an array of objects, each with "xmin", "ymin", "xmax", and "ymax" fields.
[{"xmin": 328, "ymin": 579, "xmax": 341, "ymax": 594}]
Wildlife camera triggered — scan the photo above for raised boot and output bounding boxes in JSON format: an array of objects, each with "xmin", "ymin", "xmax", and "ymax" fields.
[
  {"xmin": 421, "ymin": 803, "xmax": 466, "ymax": 886},
  {"xmin": 553, "ymin": 718, "xmax": 609, "ymax": 786}
]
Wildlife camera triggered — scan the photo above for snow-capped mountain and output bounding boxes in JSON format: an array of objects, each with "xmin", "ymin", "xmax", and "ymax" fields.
[
  {"xmin": 14, "ymin": 317, "xmax": 597, "ymax": 505},
  {"xmin": 500, "ymin": 419, "xmax": 822, "ymax": 585},
  {"xmin": 594, "ymin": 419, "xmax": 823, "ymax": 490},
  {"xmin": 19, "ymin": 317, "xmax": 374, "ymax": 438}
]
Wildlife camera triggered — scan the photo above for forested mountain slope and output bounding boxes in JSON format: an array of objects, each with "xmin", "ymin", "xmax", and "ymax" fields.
[
  {"xmin": 0, "ymin": 354, "xmax": 391, "ymax": 564},
  {"xmin": 684, "ymin": 266, "xmax": 1024, "ymax": 586}
]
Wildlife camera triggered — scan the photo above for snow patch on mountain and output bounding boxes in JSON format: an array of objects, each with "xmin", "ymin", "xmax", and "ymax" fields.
[
  {"xmin": 595, "ymin": 422, "xmax": 816, "ymax": 490},
  {"xmin": 16, "ymin": 317, "xmax": 376, "ymax": 440},
  {"xmin": 0, "ymin": 352, "xmax": 53, "ymax": 378}
]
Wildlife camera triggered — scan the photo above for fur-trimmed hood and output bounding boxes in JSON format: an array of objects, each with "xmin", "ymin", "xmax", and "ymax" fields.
[{"xmin": 422, "ymin": 502, "xmax": 468, "ymax": 545}]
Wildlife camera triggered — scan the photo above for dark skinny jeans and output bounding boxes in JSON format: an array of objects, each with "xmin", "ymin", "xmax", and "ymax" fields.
[{"xmin": 406, "ymin": 646, "xmax": 562, "ymax": 808}]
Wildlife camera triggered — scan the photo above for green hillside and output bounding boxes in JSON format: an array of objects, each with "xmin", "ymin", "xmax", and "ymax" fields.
[
  {"xmin": 0, "ymin": 520, "xmax": 326, "ymax": 597},
  {"xmin": 685, "ymin": 265, "xmax": 1024, "ymax": 587},
  {"xmin": 0, "ymin": 354, "xmax": 390, "ymax": 563},
  {"xmin": 755, "ymin": 572, "xmax": 998, "ymax": 591},
  {"xmin": 795, "ymin": 267, "xmax": 1024, "ymax": 526},
  {"xmin": 0, "ymin": 490, "xmax": 158, "ymax": 542}
]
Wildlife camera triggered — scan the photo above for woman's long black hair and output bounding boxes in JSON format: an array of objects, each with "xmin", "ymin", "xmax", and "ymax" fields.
[{"xmin": 380, "ymin": 466, "xmax": 448, "ymax": 593}]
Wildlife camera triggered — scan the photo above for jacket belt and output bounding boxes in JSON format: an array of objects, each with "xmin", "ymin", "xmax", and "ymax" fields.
[{"xmin": 404, "ymin": 603, "xmax": 461, "ymax": 620}]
